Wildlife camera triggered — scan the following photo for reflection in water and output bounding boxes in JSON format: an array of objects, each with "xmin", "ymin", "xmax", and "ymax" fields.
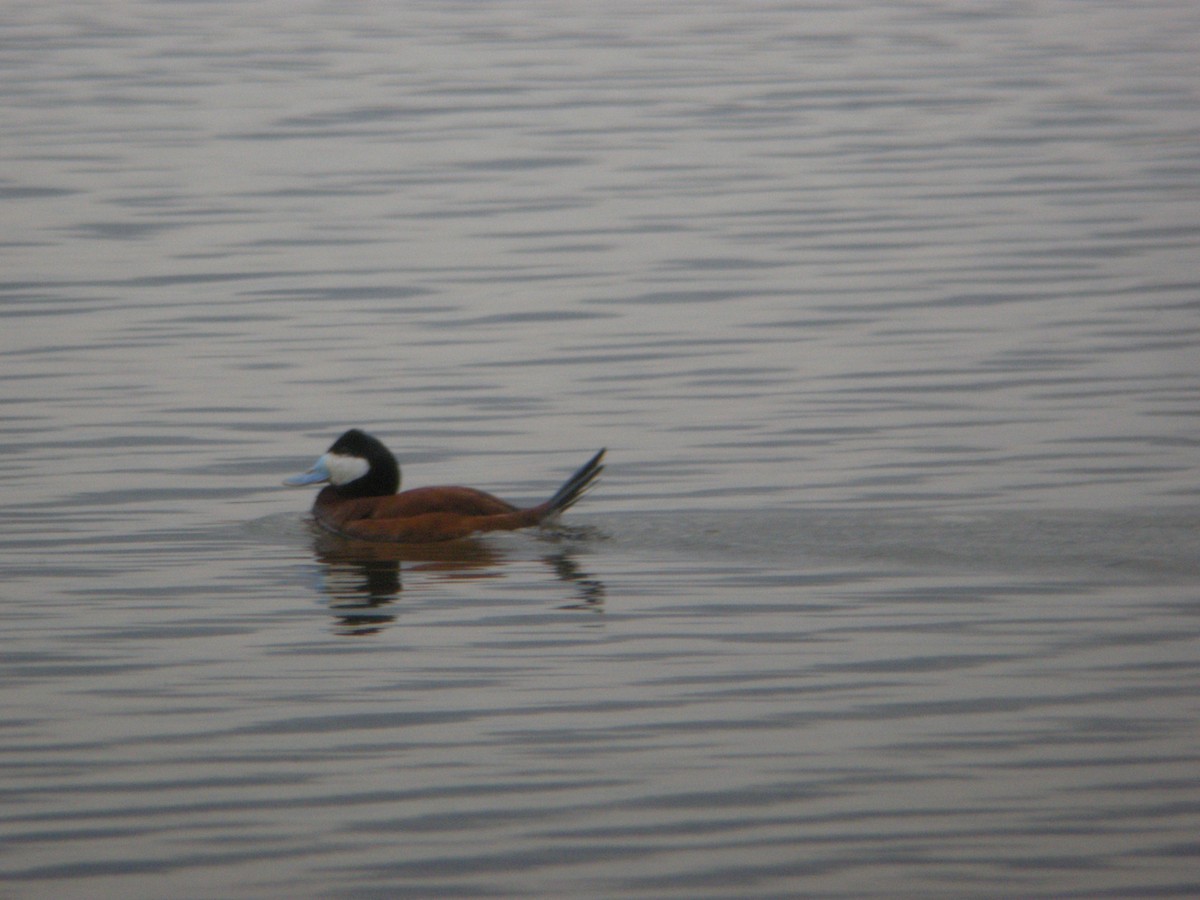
[
  {"xmin": 310, "ymin": 529, "xmax": 605, "ymax": 634},
  {"xmin": 549, "ymin": 553, "xmax": 606, "ymax": 612}
]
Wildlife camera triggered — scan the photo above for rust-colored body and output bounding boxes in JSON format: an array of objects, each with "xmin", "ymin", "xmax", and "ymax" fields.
[{"xmin": 314, "ymin": 484, "xmax": 552, "ymax": 542}]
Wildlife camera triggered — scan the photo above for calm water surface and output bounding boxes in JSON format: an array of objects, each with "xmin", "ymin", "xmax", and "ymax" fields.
[{"xmin": 3, "ymin": 2, "xmax": 1199, "ymax": 897}]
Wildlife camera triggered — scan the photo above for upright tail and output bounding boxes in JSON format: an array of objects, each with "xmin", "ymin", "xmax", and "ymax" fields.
[{"xmin": 542, "ymin": 448, "xmax": 606, "ymax": 518}]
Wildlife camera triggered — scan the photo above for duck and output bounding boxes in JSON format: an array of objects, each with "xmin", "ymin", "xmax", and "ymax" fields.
[{"xmin": 285, "ymin": 428, "xmax": 605, "ymax": 543}]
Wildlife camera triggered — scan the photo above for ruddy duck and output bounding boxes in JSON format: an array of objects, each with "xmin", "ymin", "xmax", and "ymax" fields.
[{"xmin": 285, "ymin": 429, "xmax": 605, "ymax": 543}]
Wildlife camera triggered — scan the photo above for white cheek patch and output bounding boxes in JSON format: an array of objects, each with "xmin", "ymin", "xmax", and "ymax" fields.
[{"xmin": 324, "ymin": 452, "xmax": 370, "ymax": 485}]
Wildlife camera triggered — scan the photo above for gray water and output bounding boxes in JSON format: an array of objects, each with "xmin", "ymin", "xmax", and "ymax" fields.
[{"xmin": 3, "ymin": 2, "xmax": 1200, "ymax": 897}]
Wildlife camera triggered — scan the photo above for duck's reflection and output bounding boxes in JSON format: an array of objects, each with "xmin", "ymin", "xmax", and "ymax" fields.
[
  {"xmin": 548, "ymin": 553, "xmax": 606, "ymax": 611},
  {"xmin": 309, "ymin": 529, "xmax": 605, "ymax": 635}
]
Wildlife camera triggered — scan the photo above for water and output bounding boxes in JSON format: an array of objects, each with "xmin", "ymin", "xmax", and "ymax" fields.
[{"xmin": 3, "ymin": 1, "xmax": 1199, "ymax": 897}]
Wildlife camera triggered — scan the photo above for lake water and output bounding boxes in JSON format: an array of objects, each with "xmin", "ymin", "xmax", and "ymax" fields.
[{"xmin": 2, "ymin": 1, "xmax": 1199, "ymax": 897}]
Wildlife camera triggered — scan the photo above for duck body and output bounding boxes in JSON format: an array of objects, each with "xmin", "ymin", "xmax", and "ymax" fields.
[{"xmin": 286, "ymin": 429, "xmax": 605, "ymax": 543}]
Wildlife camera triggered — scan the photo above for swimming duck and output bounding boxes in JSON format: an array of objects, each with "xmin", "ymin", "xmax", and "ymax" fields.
[{"xmin": 285, "ymin": 429, "xmax": 605, "ymax": 543}]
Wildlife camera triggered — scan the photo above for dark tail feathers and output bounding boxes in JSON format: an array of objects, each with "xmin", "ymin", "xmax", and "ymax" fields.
[{"xmin": 544, "ymin": 448, "xmax": 606, "ymax": 516}]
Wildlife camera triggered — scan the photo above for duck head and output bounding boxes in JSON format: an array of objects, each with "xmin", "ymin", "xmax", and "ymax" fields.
[{"xmin": 284, "ymin": 429, "xmax": 400, "ymax": 497}]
